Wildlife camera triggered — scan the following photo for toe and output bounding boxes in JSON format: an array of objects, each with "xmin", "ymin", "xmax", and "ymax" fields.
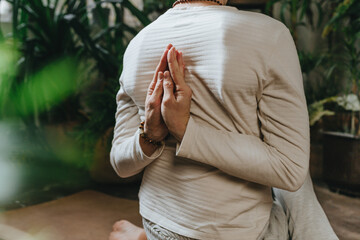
[{"xmin": 113, "ymin": 220, "xmax": 129, "ymax": 231}]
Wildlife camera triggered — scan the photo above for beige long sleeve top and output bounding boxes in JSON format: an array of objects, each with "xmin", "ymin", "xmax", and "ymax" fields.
[{"xmin": 110, "ymin": 4, "xmax": 310, "ymax": 240}]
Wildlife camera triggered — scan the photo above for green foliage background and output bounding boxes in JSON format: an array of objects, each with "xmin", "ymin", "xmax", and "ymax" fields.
[{"xmin": 0, "ymin": 0, "xmax": 359, "ymax": 210}]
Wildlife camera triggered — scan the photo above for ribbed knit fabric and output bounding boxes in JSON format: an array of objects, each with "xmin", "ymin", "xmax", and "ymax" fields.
[{"xmin": 110, "ymin": 4, "xmax": 310, "ymax": 240}]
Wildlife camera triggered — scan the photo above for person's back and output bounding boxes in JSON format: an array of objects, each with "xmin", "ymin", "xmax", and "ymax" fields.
[{"xmin": 113, "ymin": 4, "xmax": 309, "ymax": 240}]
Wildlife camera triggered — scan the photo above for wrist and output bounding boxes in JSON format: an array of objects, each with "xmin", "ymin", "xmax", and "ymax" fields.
[
  {"xmin": 173, "ymin": 131, "xmax": 184, "ymax": 142},
  {"xmin": 139, "ymin": 135, "xmax": 160, "ymax": 157},
  {"xmin": 171, "ymin": 123, "xmax": 187, "ymax": 143},
  {"xmin": 141, "ymin": 121, "xmax": 165, "ymax": 143}
]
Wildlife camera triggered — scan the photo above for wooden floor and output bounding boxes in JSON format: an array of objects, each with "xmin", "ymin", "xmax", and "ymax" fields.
[
  {"xmin": 1, "ymin": 184, "xmax": 359, "ymax": 240},
  {"xmin": 315, "ymin": 185, "xmax": 360, "ymax": 240}
]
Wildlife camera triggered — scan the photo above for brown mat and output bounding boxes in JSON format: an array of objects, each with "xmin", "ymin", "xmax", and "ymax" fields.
[
  {"xmin": 0, "ymin": 190, "xmax": 142, "ymax": 240},
  {"xmin": 1, "ymin": 187, "xmax": 359, "ymax": 240},
  {"xmin": 314, "ymin": 185, "xmax": 360, "ymax": 240}
]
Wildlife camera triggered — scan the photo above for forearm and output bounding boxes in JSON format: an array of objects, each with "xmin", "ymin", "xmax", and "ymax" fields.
[
  {"xmin": 110, "ymin": 130, "xmax": 165, "ymax": 178},
  {"xmin": 110, "ymin": 82, "xmax": 165, "ymax": 178},
  {"xmin": 176, "ymin": 117, "xmax": 309, "ymax": 191}
]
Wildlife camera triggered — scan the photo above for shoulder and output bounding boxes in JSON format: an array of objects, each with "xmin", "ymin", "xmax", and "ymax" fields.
[
  {"xmin": 123, "ymin": 13, "xmax": 167, "ymax": 60},
  {"xmin": 226, "ymin": 8, "xmax": 285, "ymax": 28},
  {"xmin": 223, "ymin": 9, "xmax": 288, "ymax": 39},
  {"xmin": 217, "ymin": 9, "xmax": 290, "ymax": 52},
  {"xmin": 124, "ymin": 26, "xmax": 148, "ymax": 53}
]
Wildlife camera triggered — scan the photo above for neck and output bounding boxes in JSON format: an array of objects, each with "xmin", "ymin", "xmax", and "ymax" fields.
[{"xmin": 173, "ymin": 0, "xmax": 225, "ymax": 8}]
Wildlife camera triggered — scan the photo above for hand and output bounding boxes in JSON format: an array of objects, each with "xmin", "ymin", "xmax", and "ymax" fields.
[
  {"xmin": 144, "ymin": 43, "xmax": 173, "ymax": 142},
  {"xmin": 161, "ymin": 46, "xmax": 192, "ymax": 142}
]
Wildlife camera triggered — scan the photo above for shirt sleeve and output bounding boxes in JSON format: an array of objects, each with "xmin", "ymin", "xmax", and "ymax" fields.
[
  {"xmin": 110, "ymin": 72, "xmax": 165, "ymax": 178},
  {"xmin": 175, "ymin": 28, "xmax": 310, "ymax": 192}
]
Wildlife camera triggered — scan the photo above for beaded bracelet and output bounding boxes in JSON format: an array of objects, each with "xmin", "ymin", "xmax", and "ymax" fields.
[
  {"xmin": 139, "ymin": 121, "xmax": 164, "ymax": 146},
  {"xmin": 173, "ymin": 0, "xmax": 223, "ymax": 8}
]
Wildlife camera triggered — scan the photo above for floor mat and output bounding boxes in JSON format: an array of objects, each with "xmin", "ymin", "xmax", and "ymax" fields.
[
  {"xmin": 0, "ymin": 190, "xmax": 142, "ymax": 240},
  {"xmin": 1, "ymin": 187, "xmax": 359, "ymax": 240}
]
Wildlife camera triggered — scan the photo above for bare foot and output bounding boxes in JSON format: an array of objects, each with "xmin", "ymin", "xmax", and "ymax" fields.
[{"xmin": 109, "ymin": 220, "xmax": 147, "ymax": 240}]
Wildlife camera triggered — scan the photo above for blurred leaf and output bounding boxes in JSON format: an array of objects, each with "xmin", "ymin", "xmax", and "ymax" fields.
[
  {"xmin": 0, "ymin": 43, "xmax": 18, "ymax": 76},
  {"xmin": 280, "ymin": 2, "xmax": 287, "ymax": 25},
  {"xmin": 299, "ymin": 0, "xmax": 309, "ymax": 20},
  {"xmin": 322, "ymin": 0, "xmax": 357, "ymax": 37},
  {"xmin": 265, "ymin": 0, "xmax": 281, "ymax": 15},
  {"xmin": 308, "ymin": 97, "xmax": 337, "ymax": 126},
  {"xmin": 0, "ymin": 27, "xmax": 3, "ymax": 42},
  {"xmin": 0, "ymin": 42, "xmax": 19, "ymax": 117},
  {"xmin": 122, "ymin": 0, "xmax": 151, "ymax": 26},
  {"xmin": 10, "ymin": 57, "xmax": 78, "ymax": 118},
  {"xmin": 295, "ymin": 22, "xmax": 306, "ymax": 27},
  {"xmin": 315, "ymin": 1, "xmax": 324, "ymax": 29}
]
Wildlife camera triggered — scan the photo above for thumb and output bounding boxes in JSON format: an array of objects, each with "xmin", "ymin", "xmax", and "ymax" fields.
[{"xmin": 162, "ymin": 71, "xmax": 175, "ymax": 103}]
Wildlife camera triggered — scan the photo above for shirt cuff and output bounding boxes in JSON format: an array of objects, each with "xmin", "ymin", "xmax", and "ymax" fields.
[
  {"xmin": 135, "ymin": 128, "xmax": 166, "ymax": 161},
  {"xmin": 175, "ymin": 116, "xmax": 197, "ymax": 158}
]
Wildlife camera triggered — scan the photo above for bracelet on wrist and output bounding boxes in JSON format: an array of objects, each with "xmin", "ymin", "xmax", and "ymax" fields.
[{"xmin": 139, "ymin": 121, "xmax": 164, "ymax": 146}]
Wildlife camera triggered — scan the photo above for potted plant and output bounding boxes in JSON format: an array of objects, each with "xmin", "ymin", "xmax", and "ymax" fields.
[
  {"xmin": 3, "ymin": 0, "xmax": 153, "ymax": 183},
  {"xmin": 310, "ymin": 0, "xmax": 360, "ymax": 194}
]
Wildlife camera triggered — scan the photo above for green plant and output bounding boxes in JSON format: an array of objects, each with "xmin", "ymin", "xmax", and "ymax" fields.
[
  {"xmin": 266, "ymin": 0, "xmax": 324, "ymax": 43},
  {"xmin": 322, "ymin": 0, "xmax": 360, "ymax": 96},
  {"xmin": 0, "ymin": 36, "xmax": 84, "ymax": 167},
  {"xmin": 2, "ymin": 0, "xmax": 152, "ymax": 165},
  {"xmin": 4, "ymin": 0, "xmax": 150, "ymax": 124},
  {"xmin": 5, "ymin": 0, "xmax": 90, "ymax": 126},
  {"xmin": 302, "ymin": 50, "xmax": 345, "ymax": 105},
  {"xmin": 316, "ymin": 0, "xmax": 360, "ymax": 135},
  {"xmin": 308, "ymin": 96, "xmax": 336, "ymax": 126},
  {"xmin": 68, "ymin": 0, "xmax": 152, "ymax": 162},
  {"xmin": 265, "ymin": 0, "xmax": 334, "ymax": 107},
  {"xmin": 143, "ymin": 0, "xmax": 173, "ymax": 15},
  {"xmin": 266, "ymin": 0, "xmax": 360, "ymax": 136}
]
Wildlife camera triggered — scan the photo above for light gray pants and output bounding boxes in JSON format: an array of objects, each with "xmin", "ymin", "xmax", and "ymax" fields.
[{"xmin": 143, "ymin": 172, "xmax": 339, "ymax": 240}]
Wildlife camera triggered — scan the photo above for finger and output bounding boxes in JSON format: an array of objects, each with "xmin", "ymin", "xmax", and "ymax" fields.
[
  {"xmin": 148, "ymin": 45, "xmax": 172, "ymax": 94},
  {"xmin": 152, "ymin": 71, "xmax": 164, "ymax": 98},
  {"xmin": 179, "ymin": 51, "xmax": 185, "ymax": 74},
  {"xmin": 167, "ymin": 47, "xmax": 184, "ymax": 87},
  {"xmin": 176, "ymin": 50, "xmax": 184, "ymax": 75},
  {"xmin": 166, "ymin": 43, "xmax": 173, "ymax": 50},
  {"xmin": 155, "ymin": 44, "xmax": 173, "ymax": 73},
  {"xmin": 162, "ymin": 71, "xmax": 175, "ymax": 102},
  {"xmin": 176, "ymin": 50, "xmax": 181, "ymax": 62},
  {"xmin": 167, "ymin": 47, "xmax": 180, "ymax": 75},
  {"xmin": 149, "ymin": 44, "xmax": 172, "ymax": 90},
  {"xmin": 147, "ymin": 77, "xmax": 156, "ymax": 96}
]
